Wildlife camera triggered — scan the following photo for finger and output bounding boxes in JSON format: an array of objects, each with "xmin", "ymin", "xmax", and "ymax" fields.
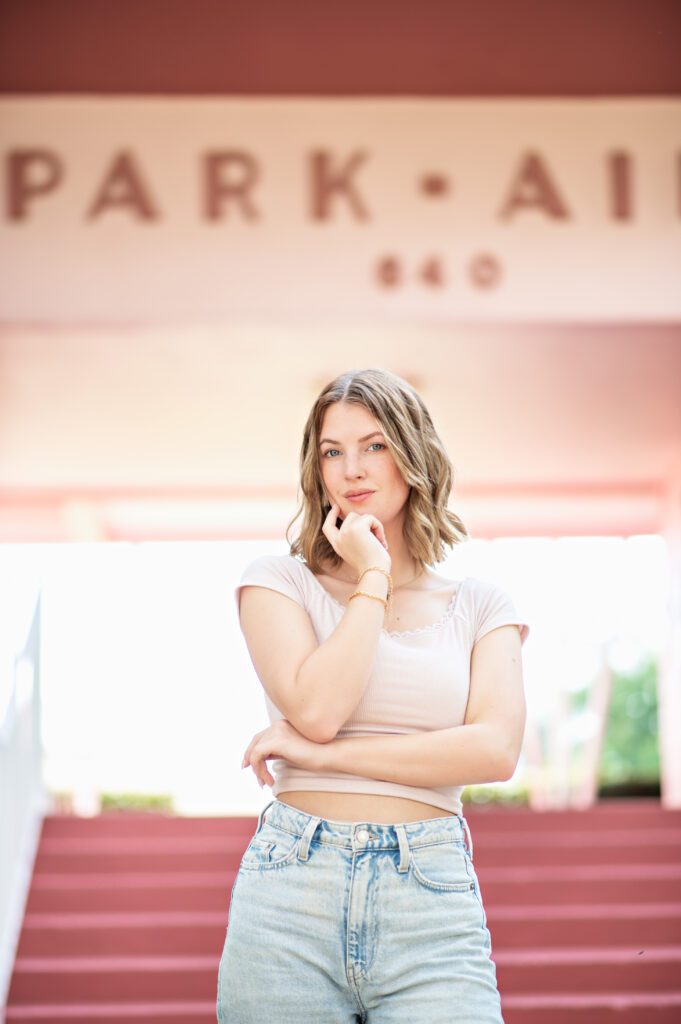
[
  {"xmin": 322, "ymin": 502, "xmax": 340, "ymax": 537},
  {"xmin": 374, "ymin": 525, "xmax": 387, "ymax": 546},
  {"xmin": 252, "ymin": 757, "xmax": 272, "ymax": 788},
  {"xmin": 258, "ymin": 766, "xmax": 273, "ymax": 787},
  {"xmin": 364, "ymin": 514, "xmax": 387, "ymax": 547},
  {"xmin": 242, "ymin": 739, "xmax": 257, "ymax": 767},
  {"xmin": 374, "ymin": 519, "xmax": 389, "ymax": 549},
  {"xmin": 249, "ymin": 756, "xmax": 264, "ymax": 786},
  {"xmin": 260, "ymin": 757, "xmax": 275, "ymax": 787},
  {"xmin": 241, "ymin": 730, "xmax": 265, "ymax": 767}
]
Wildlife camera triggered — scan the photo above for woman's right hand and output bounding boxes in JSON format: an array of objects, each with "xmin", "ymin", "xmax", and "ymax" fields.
[{"xmin": 321, "ymin": 503, "xmax": 391, "ymax": 577}]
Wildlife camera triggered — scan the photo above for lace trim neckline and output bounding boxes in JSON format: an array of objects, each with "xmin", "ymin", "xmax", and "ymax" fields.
[{"xmin": 301, "ymin": 561, "xmax": 466, "ymax": 639}]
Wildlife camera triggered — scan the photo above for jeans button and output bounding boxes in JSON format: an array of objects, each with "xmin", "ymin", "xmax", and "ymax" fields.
[{"xmin": 356, "ymin": 828, "xmax": 369, "ymax": 842}]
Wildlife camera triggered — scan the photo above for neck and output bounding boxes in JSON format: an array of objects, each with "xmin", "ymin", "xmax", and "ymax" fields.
[{"xmin": 382, "ymin": 517, "xmax": 423, "ymax": 587}]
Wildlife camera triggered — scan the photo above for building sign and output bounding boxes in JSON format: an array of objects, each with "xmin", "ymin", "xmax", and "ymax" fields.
[{"xmin": 1, "ymin": 98, "xmax": 679, "ymax": 321}]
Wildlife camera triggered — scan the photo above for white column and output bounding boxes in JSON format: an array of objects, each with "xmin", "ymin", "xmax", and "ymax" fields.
[{"xmin": 658, "ymin": 468, "xmax": 681, "ymax": 807}]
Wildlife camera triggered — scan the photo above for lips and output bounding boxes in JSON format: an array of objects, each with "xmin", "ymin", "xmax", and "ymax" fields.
[{"xmin": 345, "ymin": 490, "xmax": 375, "ymax": 497}]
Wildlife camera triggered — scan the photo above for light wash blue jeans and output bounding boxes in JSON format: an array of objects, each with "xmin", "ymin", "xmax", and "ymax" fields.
[{"xmin": 216, "ymin": 797, "xmax": 504, "ymax": 1023}]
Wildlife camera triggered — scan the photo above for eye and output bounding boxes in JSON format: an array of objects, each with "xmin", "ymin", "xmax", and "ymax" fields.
[{"xmin": 322, "ymin": 442, "xmax": 386, "ymax": 458}]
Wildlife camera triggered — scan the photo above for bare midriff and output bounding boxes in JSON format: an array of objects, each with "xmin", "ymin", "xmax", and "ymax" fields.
[{"xmin": 276, "ymin": 790, "xmax": 456, "ymax": 824}]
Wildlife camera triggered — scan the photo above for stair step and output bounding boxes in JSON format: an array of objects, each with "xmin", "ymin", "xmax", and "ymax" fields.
[
  {"xmin": 35, "ymin": 827, "xmax": 681, "ymax": 850},
  {"xmin": 8, "ymin": 957, "xmax": 216, "ymax": 1003},
  {"xmin": 494, "ymin": 944, "xmax": 681, "ymax": 993},
  {"xmin": 8, "ymin": 947, "xmax": 681, "ymax": 1003},
  {"xmin": 39, "ymin": 816, "xmax": 255, "ymax": 838},
  {"xmin": 466, "ymin": 801, "xmax": 678, "ymax": 822},
  {"xmin": 4, "ymin": 1000, "xmax": 216, "ymax": 1022},
  {"xmin": 27, "ymin": 863, "xmax": 681, "ymax": 888},
  {"xmin": 37, "ymin": 801, "xmax": 681, "ymax": 838},
  {"xmin": 15, "ymin": 911, "xmax": 227, "ymax": 957},
  {"xmin": 23, "ymin": 863, "xmax": 681, "ymax": 913},
  {"xmin": 488, "ymin": 901, "xmax": 681, "ymax": 947},
  {"xmin": 24, "ymin": 871, "xmax": 236, "ymax": 914},
  {"xmin": 15, "ymin": 902, "xmax": 681, "ymax": 956},
  {"xmin": 502, "ymin": 990, "xmax": 681, "ymax": 1023},
  {"xmin": 479, "ymin": 862, "xmax": 681, "ymax": 905},
  {"xmin": 7, "ymin": 993, "xmax": 681, "ymax": 1024},
  {"xmin": 32, "ymin": 825, "xmax": 681, "ymax": 873}
]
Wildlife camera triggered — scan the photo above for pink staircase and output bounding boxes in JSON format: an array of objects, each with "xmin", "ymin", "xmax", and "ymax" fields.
[{"xmin": 4, "ymin": 798, "xmax": 681, "ymax": 1022}]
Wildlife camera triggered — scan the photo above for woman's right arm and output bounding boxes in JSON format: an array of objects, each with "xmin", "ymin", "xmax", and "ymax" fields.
[
  {"xmin": 238, "ymin": 503, "xmax": 391, "ymax": 743},
  {"xmin": 239, "ymin": 568, "xmax": 388, "ymax": 743}
]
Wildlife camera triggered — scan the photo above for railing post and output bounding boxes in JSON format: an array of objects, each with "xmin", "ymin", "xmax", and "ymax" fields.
[{"xmin": 0, "ymin": 590, "xmax": 49, "ymax": 1012}]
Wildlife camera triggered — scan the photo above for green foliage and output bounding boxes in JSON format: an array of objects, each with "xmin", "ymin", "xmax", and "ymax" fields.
[
  {"xmin": 597, "ymin": 656, "xmax": 660, "ymax": 786},
  {"xmin": 462, "ymin": 782, "xmax": 530, "ymax": 806},
  {"xmin": 100, "ymin": 791, "xmax": 175, "ymax": 813}
]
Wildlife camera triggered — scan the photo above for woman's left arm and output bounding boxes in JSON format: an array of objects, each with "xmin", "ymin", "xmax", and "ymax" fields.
[
  {"xmin": 244, "ymin": 624, "xmax": 526, "ymax": 789},
  {"xmin": 321, "ymin": 623, "xmax": 526, "ymax": 788}
]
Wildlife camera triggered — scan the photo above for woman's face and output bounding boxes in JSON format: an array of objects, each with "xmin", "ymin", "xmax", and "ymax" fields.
[{"xmin": 317, "ymin": 401, "xmax": 410, "ymax": 525}]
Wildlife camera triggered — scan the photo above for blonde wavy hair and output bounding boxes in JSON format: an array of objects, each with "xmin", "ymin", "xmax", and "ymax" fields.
[{"xmin": 286, "ymin": 367, "xmax": 468, "ymax": 573}]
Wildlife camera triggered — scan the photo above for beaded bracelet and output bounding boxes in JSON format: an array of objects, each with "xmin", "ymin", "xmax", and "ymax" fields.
[{"xmin": 348, "ymin": 589, "xmax": 389, "ymax": 610}]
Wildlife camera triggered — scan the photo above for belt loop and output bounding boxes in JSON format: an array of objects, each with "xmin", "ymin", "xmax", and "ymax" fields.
[
  {"xmin": 394, "ymin": 824, "xmax": 410, "ymax": 873},
  {"xmin": 298, "ymin": 814, "xmax": 321, "ymax": 861},
  {"xmin": 460, "ymin": 814, "xmax": 474, "ymax": 861},
  {"xmin": 256, "ymin": 798, "xmax": 275, "ymax": 835}
]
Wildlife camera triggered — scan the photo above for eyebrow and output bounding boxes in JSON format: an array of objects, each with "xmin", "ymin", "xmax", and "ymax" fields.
[{"xmin": 318, "ymin": 430, "xmax": 384, "ymax": 446}]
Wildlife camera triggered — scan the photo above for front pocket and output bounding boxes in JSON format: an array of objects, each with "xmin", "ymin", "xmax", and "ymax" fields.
[
  {"xmin": 409, "ymin": 840, "xmax": 477, "ymax": 893},
  {"xmin": 239, "ymin": 823, "xmax": 302, "ymax": 871}
]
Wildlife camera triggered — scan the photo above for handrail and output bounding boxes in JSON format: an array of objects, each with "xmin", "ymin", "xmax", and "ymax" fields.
[{"xmin": 0, "ymin": 589, "xmax": 50, "ymax": 1014}]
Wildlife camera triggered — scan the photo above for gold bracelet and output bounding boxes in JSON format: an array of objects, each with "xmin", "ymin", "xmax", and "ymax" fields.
[
  {"xmin": 348, "ymin": 589, "xmax": 389, "ymax": 611},
  {"xmin": 356, "ymin": 566, "xmax": 393, "ymax": 599}
]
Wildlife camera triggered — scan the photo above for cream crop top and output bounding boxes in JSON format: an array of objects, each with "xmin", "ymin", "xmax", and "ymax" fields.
[{"xmin": 234, "ymin": 552, "xmax": 530, "ymax": 815}]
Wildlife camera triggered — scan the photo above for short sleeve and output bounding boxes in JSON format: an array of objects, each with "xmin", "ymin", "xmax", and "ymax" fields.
[
  {"xmin": 234, "ymin": 554, "xmax": 307, "ymax": 616},
  {"xmin": 473, "ymin": 580, "xmax": 530, "ymax": 646}
]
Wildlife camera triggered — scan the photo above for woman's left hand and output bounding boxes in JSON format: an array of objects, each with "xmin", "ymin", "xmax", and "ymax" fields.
[{"xmin": 241, "ymin": 719, "xmax": 326, "ymax": 788}]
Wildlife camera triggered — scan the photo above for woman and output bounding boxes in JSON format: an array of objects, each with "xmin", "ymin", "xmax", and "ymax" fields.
[{"xmin": 217, "ymin": 366, "xmax": 529, "ymax": 1023}]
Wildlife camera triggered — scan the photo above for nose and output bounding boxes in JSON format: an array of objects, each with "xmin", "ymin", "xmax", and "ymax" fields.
[{"xmin": 344, "ymin": 455, "xmax": 367, "ymax": 479}]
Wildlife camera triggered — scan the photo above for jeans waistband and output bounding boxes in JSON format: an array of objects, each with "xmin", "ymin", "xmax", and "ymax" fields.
[{"xmin": 256, "ymin": 797, "xmax": 474, "ymax": 859}]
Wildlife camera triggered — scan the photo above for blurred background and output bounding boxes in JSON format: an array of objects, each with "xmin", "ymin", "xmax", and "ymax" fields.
[{"xmin": 1, "ymin": 1, "xmax": 680, "ymax": 1020}]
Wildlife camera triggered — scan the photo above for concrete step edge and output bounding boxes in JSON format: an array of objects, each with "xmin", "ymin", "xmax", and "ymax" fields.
[
  {"xmin": 6, "ymin": 992, "xmax": 681, "ymax": 1018},
  {"xmin": 494, "ymin": 945, "xmax": 681, "ymax": 965},
  {"xmin": 27, "ymin": 863, "xmax": 681, "ymax": 889},
  {"xmin": 4, "ymin": 1000, "xmax": 214, "ymax": 1019},
  {"xmin": 502, "ymin": 991, "xmax": 681, "ymax": 1008},
  {"xmin": 20, "ymin": 901, "xmax": 681, "ymax": 929},
  {"xmin": 35, "ymin": 829, "xmax": 681, "ymax": 854},
  {"xmin": 12, "ymin": 945, "xmax": 681, "ymax": 971}
]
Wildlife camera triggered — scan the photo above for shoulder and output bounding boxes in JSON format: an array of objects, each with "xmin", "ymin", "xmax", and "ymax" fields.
[
  {"xmin": 459, "ymin": 576, "xmax": 530, "ymax": 646},
  {"xmin": 460, "ymin": 575, "xmax": 513, "ymax": 600},
  {"xmin": 234, "ymin": 552, "xmax": 310, "ymax": 612},
  {"xmin": 462, "ymin": 576, "xmax": 505, "ymax": 599},
  {"xmin": 238, "ymin": 551, "xmax": 305, "ymax": 579},
  {"xmin": 423, "ymin": 568, "xmax": 460, "ymax": 589}
]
